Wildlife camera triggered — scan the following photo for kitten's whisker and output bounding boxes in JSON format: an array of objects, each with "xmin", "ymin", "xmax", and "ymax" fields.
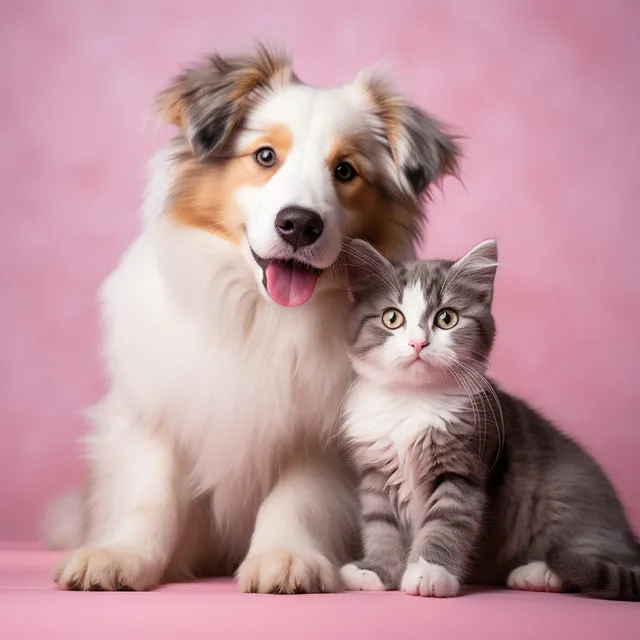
[
  {"xmin": 452, "ymin": 362, "xmax": 505, "ymax": 469},
  {"xmin": 327, "ymin": 372, "xmax": 363, "ymax": 448},
  {"xmin": 341, "ymin": 241, "xmax": 402, "ymax": 293},
  {"xmin": 338, "ymin": 373, "xmax": 363, "ymax": 422},
  {"xmin": 435, "ymin": 357, "xmax": 488, "ymax": 467},
  {"xmin": 444, "ymin": 361, "xmax": 491, "ymax": 449},
  {"xmin": 339, "ymin": 231, "xmax": 404, "ymax": 292},
  {"xmin": 459, "ymin": 365, "xmax": 504, "ymax": 439},
  {"xmin": 340, "ymin": 262, "xmax": 396, "ymax": 294},
  {"xmin": 342, "ymin": 251, "xmax": 399, "ymax": 294},
  {"xmin": 340, "ymin": 250, "xmax": 399, "ymax": 293},
  {"xmin": 460, "ymin": 347, "xmax": 491, "ymax": 361},
  {"xmin": 454, "ymin": 366, "xmax": 490, "ymax": 464}
]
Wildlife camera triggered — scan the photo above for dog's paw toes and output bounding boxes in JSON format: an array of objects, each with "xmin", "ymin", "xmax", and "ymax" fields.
[
  {"xmin": 237, "ymin": 548, "xmax": 340, "ymax": 594},
  {"xmin": 52, "ymin": 547, "xmax": 162, "ymax": 591}
]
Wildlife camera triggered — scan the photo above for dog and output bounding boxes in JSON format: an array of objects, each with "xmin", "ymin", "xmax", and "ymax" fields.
[{"xmin": 44, "ymin": 44, "xmax": 460, "ymax": 593}]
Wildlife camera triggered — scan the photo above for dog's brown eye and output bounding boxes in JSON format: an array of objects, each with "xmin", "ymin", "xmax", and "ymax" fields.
[
  {"xmin": 334, "ymin": 161, "xmax": 356, "ymax": 182},
  {"xmin": 254, "ymin": 147, "xmax": 276, "ymax": 167},
  {"xmin": 434, "ymin": 308, "xmax": 459, "ymax": 330},
  {"xmin": 382, "ymin": 308, "xmax": 405, "ymax": 330}
]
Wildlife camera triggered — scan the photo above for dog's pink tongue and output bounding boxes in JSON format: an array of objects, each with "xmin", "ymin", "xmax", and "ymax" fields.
[{"xmin": 265, "ymin": 263, "xmax": 318, "ymax": 307}]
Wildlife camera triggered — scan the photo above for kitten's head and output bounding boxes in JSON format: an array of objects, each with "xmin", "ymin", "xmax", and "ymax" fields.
[{"xmin": 344, "ymin": 239, "xmax": 498, "ymax": 388}]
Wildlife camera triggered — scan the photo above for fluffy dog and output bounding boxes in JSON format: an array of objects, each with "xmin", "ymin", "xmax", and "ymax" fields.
[{"xmin": 45, "ymin": 45, "xmax": 460, "ymax": 593}]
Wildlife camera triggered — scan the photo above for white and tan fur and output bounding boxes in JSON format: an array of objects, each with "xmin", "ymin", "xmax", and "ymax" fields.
[{"xmin": 44, "ymin": 45, "xmax": 460, "ymax": 593}]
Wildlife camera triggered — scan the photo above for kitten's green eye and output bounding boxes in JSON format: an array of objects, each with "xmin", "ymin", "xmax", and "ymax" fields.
[
  {"xmin": 382, "ymin": 308, "xmax": 405, "ymax": 330},
  {"xmin": 435, "ymin": 308, "xmax": 459, "ymax": 330}
]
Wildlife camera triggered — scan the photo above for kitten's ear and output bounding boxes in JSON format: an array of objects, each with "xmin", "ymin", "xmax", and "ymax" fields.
[
  {"xmin": 449, "ymin": 239, "xmax": 499, "ymax": 300},
  {"xmin": 343, "ymin": 239, "xmax": 394, "ymax": 301}
]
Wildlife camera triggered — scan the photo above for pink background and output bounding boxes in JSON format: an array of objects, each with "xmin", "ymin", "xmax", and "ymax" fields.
[{"xmin": 1, "ymin": 0, "xmax": 639, "ymax": 541}]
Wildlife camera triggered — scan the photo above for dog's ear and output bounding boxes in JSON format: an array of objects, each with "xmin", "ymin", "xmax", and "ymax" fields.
[
  {"xmin": 155, "ymin": 44, "xmax": 294, "ymax": 160},
  {"xmin": 355, "ymin": 69, "xmax": 462, "ymax": 199},
  {"xmin": 343, "ymin": 239, "xmax": 396, "ymax": 301}
]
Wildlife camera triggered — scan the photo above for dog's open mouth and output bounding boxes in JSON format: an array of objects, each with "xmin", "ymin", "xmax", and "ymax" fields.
[{"xmin": 251, "ymin": 250, "xmax": 321, "ymax": 307}]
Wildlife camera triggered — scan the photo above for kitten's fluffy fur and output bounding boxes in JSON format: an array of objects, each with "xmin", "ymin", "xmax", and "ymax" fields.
[{"xmin": 340, "ymin": 239, "xmax": 640, "ymax": 600}]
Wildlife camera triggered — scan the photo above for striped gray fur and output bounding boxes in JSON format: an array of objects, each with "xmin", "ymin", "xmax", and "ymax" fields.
[
  {"xmin": 341, "ymin": 239, "xmax": 640, "ymax": 600},
  {"xmin": 357, "ymin": 469, "xmax": 407, "ymax": 586}
]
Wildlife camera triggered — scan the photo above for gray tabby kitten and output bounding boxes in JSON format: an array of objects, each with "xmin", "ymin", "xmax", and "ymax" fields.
[{"xmin": 339, "ymin": 238, "xmax": 640, "ymax": 600}]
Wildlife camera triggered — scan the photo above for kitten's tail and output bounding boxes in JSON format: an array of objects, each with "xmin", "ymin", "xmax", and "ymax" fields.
[{"xmin": 546, "ymin": 546, "xmax": 640, "ymax": 601}]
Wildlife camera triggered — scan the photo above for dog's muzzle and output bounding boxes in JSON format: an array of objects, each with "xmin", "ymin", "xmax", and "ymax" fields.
[{"xmin": 251, "ymin": 207, "xmax": 326, "ymax": 308}]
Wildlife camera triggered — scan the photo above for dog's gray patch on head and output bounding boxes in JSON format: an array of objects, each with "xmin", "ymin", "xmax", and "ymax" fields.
[
  {"xmin": 398, "ymin": 104, "xmax": 462, "ymax": 198},
  {"xmin": 155, "ymin": 44, "xmax": 294, "ymax": 160},
  {"xmin": 356, "ymin": 70, "xmax": 462, "ymax": 201}
]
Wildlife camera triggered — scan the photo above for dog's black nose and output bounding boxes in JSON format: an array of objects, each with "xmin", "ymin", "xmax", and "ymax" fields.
[{"xmin": 275, "ymin": 207, "xmax": 324, "ymax": 250}]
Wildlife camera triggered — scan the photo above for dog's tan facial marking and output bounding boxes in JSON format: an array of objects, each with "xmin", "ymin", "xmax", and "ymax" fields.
[
  {"xmin": 342, "ymin": 187, "xmax": 421, "ymax": 259},
  {"xmin": 328, "ymin": 134, "xmax": 421, "ymax": 259},
  {"xmin": 328, "ymin": 135, "xmax": 377, "ymax": 233},
  {"xmin": 247, "ymin": 123, "xmax": 293, "ymax": 172},
  {"xmin": 327, "ymin": 137, "xmax": 365, "ymax": 183},
  {"xmin": 169, "ymin": 156, "xmax": 244, "ymax": 243},
  {"xmin": 169, "ymin": 124, "xmax": 292, "ymax": 242}
]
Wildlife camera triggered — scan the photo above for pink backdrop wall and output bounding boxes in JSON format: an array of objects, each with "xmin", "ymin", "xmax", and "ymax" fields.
[{"xmin": 2, "ymin": 0, "xmax": 639, "ymax": 541}]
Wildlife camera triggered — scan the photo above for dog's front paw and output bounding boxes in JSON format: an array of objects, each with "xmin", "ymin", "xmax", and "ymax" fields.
[
  {"xmin": 340, "ymin": 563, "xmax": 386, "ymax": 591},
  {"xmin": 237, "ymin": 548, "xmax": 340, "ymax": 594},
  {"xmin": 52, "ymin": 547, "xmax": 163, "ymax": 591},
  {"xmin": 401, "ymin": 557, "xmax": 460, "ymax": 597}
]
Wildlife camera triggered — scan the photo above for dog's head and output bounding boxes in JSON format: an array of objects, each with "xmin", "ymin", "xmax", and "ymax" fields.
[{"xmin": 156, "ymin": 45, "xmax": 460, "ymax": 307}]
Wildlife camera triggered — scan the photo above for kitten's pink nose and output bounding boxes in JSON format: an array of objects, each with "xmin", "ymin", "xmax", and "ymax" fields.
[{"xmin": 409, "ymin": 339, "xmax": 429, "ymax": 353}]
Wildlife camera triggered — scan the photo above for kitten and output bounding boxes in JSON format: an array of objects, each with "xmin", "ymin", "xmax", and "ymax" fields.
[{"xmin": 339, "ymin": 238, "xmax": 640, "ymax": 600}]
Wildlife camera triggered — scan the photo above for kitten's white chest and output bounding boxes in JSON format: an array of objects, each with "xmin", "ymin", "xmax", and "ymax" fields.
[
  {"xmin": 343, "ymin": 380, "xmax": 465, "ymax": 515},
  {"xmin": 344, "ymin": 380, "xmax": 462, "ymax": 451}
]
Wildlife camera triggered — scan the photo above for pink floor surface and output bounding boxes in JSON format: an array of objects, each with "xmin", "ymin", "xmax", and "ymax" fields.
[{"xmin": 1, "ymin": 543, "xmax": 638, "ymax": 639}]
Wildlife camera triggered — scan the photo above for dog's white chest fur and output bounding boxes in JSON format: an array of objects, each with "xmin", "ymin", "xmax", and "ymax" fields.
[{"xmin": 99, "ymin": 225, "xmax": 352, "ymax": 529}]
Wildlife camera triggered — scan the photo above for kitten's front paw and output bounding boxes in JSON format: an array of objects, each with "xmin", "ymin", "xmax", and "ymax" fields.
[
  {"xmin": 237, "ymin": 549, "xmax": 340, "ymax": 594},
  {"xmin": 340, "ymin": 563, "xmax": 386, "ymax": 591},
  {"xmin": 401, "ymin": 557, "xmax": 460, "ymax": 597},
  {"xmin": 507, "ymin": 561, "xmax": 562, "ymax": 593},
  {"xmin": 52, "ymin": 547, "xmax": 162, "ymax": 591}
]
